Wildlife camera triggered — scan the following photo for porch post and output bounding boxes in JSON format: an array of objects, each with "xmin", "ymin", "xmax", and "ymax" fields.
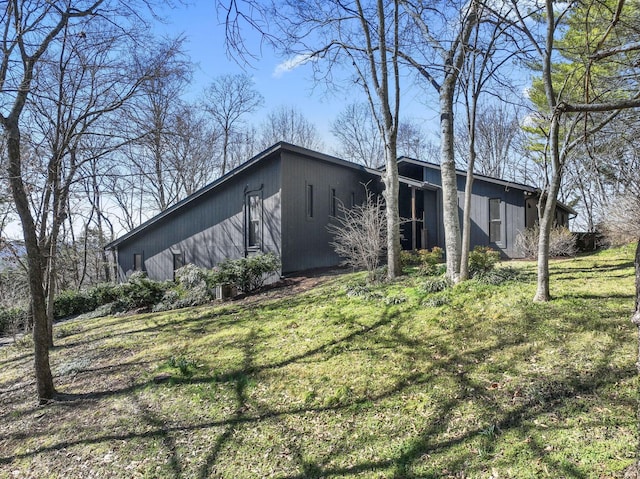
[{"xmin": 411, "ymin": 187, "xmax": 417, "ymax": 251}]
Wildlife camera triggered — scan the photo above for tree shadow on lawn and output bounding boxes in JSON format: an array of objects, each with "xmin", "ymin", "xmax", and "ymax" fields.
[
  {"xmin": 52, "ymin": 290, "xmax": 320, "ymax": 353},
  {"xmin": 550, "ymin": 259, "xmax": 635, "ymax": 278},
  {"xmin": 0, "ymin": 298, "xmax": 635, "ymax": 478}
]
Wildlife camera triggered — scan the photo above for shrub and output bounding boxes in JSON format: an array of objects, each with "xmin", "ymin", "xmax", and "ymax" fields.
[
  {"xmin": 516, "ymin": 224, "xmax": 577, "ymax": 258},
  {"xmin": 175, "ymin": 264, "xmax": 214, "ymax": 306},
  {"xmin": 418, "ymin": 247, "xmax": 444, "ymax": 276},
  {"xmin": 400, "ymin": 248, "xmax": 444, "ymax": 275},
  {"xmin": 423, "ymin": 276, "xmax": 452, "ymax": 293},
  {"xmin": 0, "ymin": 307, "xmax": 29, "ymax": 336},
  {"xmin": 116, "ymin": 272, "xmax": 170, "ymax": 310},
  {"xmin": 54, "ymin": 289, "xmax": 97, "ymax": 319},
  {"xmin": 87, "ymin": 283, "xmax": 120, "ymax": 306},
  {"xmin": 210, "ymin": 253, "xmax": 281, "ymax": 293},
  {"xmin": 327, "ymin": 186, "xmax": 386, "ymax": 283},
  {"xmin": 175, "ymin": 264, "xmax": 209, "ymax": 290},
  {"xmin": 468, "ymin": 246, "xmax": 500, "ymax": 277},
  {"xmin": 400, "ymin": 250, "xmax": 420, "ymax": 267}
]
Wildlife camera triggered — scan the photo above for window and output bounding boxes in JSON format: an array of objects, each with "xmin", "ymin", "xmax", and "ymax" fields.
[
  {"xmin": 350, "ymin": 191, "xmax": 356, "ymax": 208},
  {"xmin": 330, "ymin": 188, "xmax": 337, "ymax": 216},
  {"xmin": 133, "ymin": 253, "xmax": 143, "ymax": 271},
  {"xmin": 306, "ymin": 184, "xmax": 314, "ymax": 218},
  {"xmin": 173, "ymin": 252, "xmax": 184, "ymax": 280},
  {"xmin": 247, "ymin": 194, "xmax": 262, "ymax": 248},
  {"xmin": 489, "ymin": 198, "xmax": 502, "ymax": 243}
]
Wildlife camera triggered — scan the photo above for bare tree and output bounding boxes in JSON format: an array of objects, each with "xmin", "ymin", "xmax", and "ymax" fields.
[
  {"xmin": 499, "ymin": 0, "xmax": 640, "ymax": 301},
  {"xmin": 166, "ymin": 104, "xmax": 219, "ymax": 196},
  {"xmin": 397, "ymin": 121, "xmax": 430, "ymax": 160},
  {"xmin": 332, "ymin": 103, "xmax": 428, "ymax": 166},
  {"xmin": 25, "ymin": 19, "xmax": 184, "ymax": 347},
  {"xmin": 399, "ymin": 0, "xmax": 480, "ymax": 283},
  {"xmin": 328, "ymin": 186, "xmax": 387, "ymax": 283},
  {"xmin": 259, "ymin": 105, "xmax": 323, "ymax": 151},
  {"xmin": 331, "ymin": 103, "xmax": 384, "ymax": 167},
  {"xmin": 218, "ymin": 0, "xmax": 404, "ymax": 278},
  {"xmin": 455, "ymin": 4, "xmax": 523, "ymax": 281},
  {"xmin": 561, "ymin": 111, "xmax": 640, "ymax": 232},
  {"xmin": 456, "ymin": 104, "xmax": 528, "ymax": 179},
  {"xmin": 0, "ymin": 0, "xmax": 179, "ymax": 402},
  {"xmin": 203, "ymin": 73, "xmax": 263, "ymax": 175},
  {"xmin": 226, "ymin": 125, "xmax": 261, "ymax": 171},
  {"xmin": 1, "ymin": 0, "xmax": 106, "ymax": 402},
  {"xmin": 122, "ymin": 45, "xmax": 192, "ymax": 212}
]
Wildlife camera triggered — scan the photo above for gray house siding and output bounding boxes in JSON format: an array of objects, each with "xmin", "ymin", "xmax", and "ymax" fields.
[
  {"xmin": 108, "ymin": 145, "xmax": 572, "ymax": 282},
  {"xmin": 114, "ymin": 155, "xmax": 282, "ymax": 281},
  {"xmin": 409, "ymin": 160, "xmax": 529, "ymax": 258},
  {"xmin": 456, "ymin": 177, "xmax": 527, "ymax": 258},
  {"xmin": 280, "ymin": 150, "xmax": 378, "ymax": 273}
]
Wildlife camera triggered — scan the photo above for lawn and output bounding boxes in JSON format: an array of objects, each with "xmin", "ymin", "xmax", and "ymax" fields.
[{"xmin": 0, "ymin": 246, "xmax": 637, "ymax": 478}]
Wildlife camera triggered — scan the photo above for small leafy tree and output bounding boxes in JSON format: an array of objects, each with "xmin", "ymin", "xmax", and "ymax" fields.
[{"xmin": 328, "ymin": 187, "xmax": 386, "ymax": 283}]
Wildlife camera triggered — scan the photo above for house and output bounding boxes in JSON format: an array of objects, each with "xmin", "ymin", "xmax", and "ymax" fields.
[
  {"xmin": 395, "ymin": 157, "xmax": 575, "ymax": 258},
  {"xmin": 105, "ymin": 142, "xmax": 575, "ymax": 281}
]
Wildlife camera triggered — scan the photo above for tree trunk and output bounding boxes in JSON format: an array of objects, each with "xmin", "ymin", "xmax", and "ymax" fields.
[
  {"xmin": 440, "ymin": 82, "xmax": 462, "ymax": 283},
  {"xmin": 460, "ymin": 89, "xmax": 478, "ymax": 282},
  {"xmin": 222, "ymin": 130, "xmax": 229, "ymax": 176},
  {"xmin": 629, "ymin": 239, "xmax": 640, "ymax": 478},
  {"xmin": 533, "ymin": 111, "xmax": 563, "ymax": 302},
  {"xmin": 460, "ymin": 170, "xmax": 474, "ymax": 281},
  {"xmin": 5, "ymin": 123, "xmax": 56, "ymax": 403},
  {"xmin": 384, "ymin": 135, "xmax": 402, "ymax": 278}
]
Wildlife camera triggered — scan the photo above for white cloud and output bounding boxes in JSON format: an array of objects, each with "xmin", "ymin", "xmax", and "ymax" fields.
[{"xmin": 272, "ymin": 54, "xmax": 313, "ymax": 78}]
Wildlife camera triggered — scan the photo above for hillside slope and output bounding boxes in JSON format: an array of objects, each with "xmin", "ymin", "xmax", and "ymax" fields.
[{"xmin": 0, "ymin": 247, "xmax": 636, "ymax": 478}]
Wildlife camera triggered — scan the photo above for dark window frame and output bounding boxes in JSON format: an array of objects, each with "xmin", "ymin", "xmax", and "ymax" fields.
[
  {"xmin": 489, "ymin": 198, "xmax": 504, "ymax": 245},
  {"xmin": 306, "ymin": 183, "xmax": 314, "ymax": 219},
  {"xmin": 172, "ymin": 252, "xmax": 184, "ymax": 280},
  {"xmin": 246, "ymin": 192, "xmax": 263, "ymax": 250},
  {"xmin": 133, "ymin": 253, "xmax": 143, "ymax": 272},
  {"xmin": 330, "ymin": 187, "xmax": 337, "ymax": 217}
]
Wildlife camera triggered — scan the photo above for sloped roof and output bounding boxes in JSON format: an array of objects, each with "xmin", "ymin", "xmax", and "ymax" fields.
[
  {"xmin": 105, "ymin": 142, "xmax": 378, "ymax": 249},
  {"xmin": 397, "ymin": 156, "xmax": 538, "ymax": 193},
  {"xmin": 396, "ymin": 156, "xmax": 578, "ymax": 216}
]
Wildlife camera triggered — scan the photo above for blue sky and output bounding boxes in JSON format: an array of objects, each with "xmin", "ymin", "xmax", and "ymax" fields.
[{"xmin": 155, "ymin": 1, "xmax": 442, "ymax": 149}]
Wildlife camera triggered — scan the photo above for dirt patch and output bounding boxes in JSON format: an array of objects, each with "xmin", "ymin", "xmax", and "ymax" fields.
[{"xmin": 227, "ymin": 266, "xmax": 349, "ymax": 305}]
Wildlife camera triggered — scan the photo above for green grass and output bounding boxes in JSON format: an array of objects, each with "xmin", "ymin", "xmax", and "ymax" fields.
[{"xmin": 0, "ymin": 246, "xmax": 637, "ymax": 478}]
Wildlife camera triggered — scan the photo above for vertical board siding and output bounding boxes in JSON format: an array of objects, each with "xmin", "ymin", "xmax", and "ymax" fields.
[
  {"xmin": 280, "ymin": 151, "xmax": 380, "ymax": 273},
  {"xmin": 113, "ymin": 149, "xmax": 539, "ymax": 282},
  {"xmin": 456, "ymin": 176, "xmax": 526, "ymax": 258},
  {"xmin": 420, "ymin": 164, "xmax": 527, "ymax": 258},
  {"xmin": 116, "ymin": 155, "xmax": 282, "ymax": 281}
]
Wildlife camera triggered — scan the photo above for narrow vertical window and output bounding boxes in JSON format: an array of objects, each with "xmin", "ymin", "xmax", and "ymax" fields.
[
  {"xmin": 489, "ymin": 198, "xmax": 502, "ymax": 243},
  {"xmin": 173, "ymin": 252, "xmax": 184, "ymax": 280},
  {"xmin": 306, "ymin": 184, "xmax": 314, "ymax": 218},
  {"xmin": 247, "ymin": 194, "xmax": 261, "ymax": 248},
  {"xmin": 350, "ymin": 191, "xmax": 356, "ymax": 208},
  {"xmin": 330, "ymin": 188, "xmax": 337, "ymax": 216},
  {"xmin": 133, "ymin": 253, "xmax": 143, "ymax": 271}
]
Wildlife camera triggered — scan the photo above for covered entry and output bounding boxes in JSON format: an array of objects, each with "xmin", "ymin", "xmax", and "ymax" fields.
[{"xmin": 398, "ymin": 178, "xmax": 440, "ymax": 251}]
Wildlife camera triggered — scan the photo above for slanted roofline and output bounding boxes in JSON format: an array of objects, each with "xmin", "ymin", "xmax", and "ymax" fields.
[
  {"xmin": 396, "ymin": 156, "xmax": 577, "ymax": 216},
  {"xmin": 396, "ymin": 156, "xmax": 538, "ymax": 193},
  {"xmin": 105, "ymin": 142, "xmax": 374, "ymax": 250}
]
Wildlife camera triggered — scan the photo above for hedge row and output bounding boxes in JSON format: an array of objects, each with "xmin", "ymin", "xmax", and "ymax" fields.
[{"xmin": 0, "ymin": 253, "xmax": 281, "ymax": 336}]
